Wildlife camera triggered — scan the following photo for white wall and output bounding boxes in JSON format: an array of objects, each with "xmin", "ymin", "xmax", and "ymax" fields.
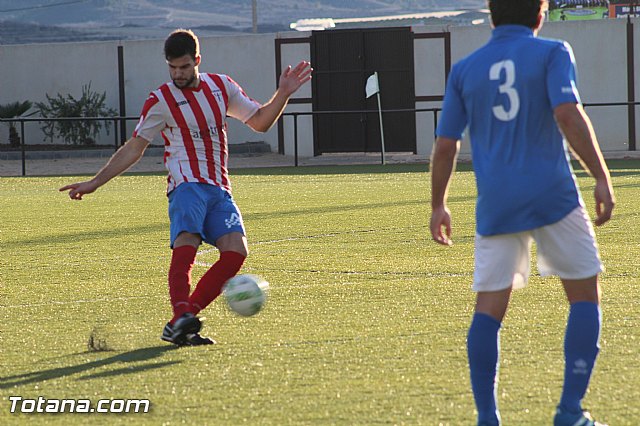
[
  {"xmin": 413, "ymin": 29, "xmax": 448, "ymax": 156},
  {"xmin": 1, "ymin": 18, "xmax": 637, "ymax": 155},
  {"xmin": 542, "ymin": 19, "xmax": 631, "ymax": 152},
  {"xmin": 0, "ymin": 40, "xmax": 120, "ymax": 146},
  {"xmin": 414, "ymin": 18, "xmax": 638, "ymax": 156},
  {"xmin": 278, "ymin": 32, "xmax": 314, "ymax": 157},
  {"xmin": 414, "ymin": 24, "xmax": 493, "ymax": 156}
]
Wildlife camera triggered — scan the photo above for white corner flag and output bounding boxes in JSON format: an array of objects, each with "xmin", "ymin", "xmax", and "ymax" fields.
[
  {"xmin": 365, "ymin": 72, "xmax": 379, "ymax": 98},
  {"xmin": 365, "ymin": 72, "xmax": 386, "ymax": 164}
]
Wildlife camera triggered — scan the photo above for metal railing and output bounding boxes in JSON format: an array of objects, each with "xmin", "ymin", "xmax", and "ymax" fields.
[
  {"xmin": 0, "ymin": 116, "xmax": 139, "ymax": 176},
  {"xmin": 281, "ymin": 107, "xmax": 441, "ymax": 166},
  {"xmin": 282, "ymin": 101, "xmax": 638, "ymax": 166},
  {"xmin": 1, "ymin": 100, "xmax": 637, "ymax": 175},
  {"xmin": 583, "ymin": 101, "xmax": 637, "ymax": 152}
]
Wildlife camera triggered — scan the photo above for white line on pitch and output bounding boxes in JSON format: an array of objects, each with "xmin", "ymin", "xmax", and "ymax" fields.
[{"xmin": 3, "ymin": 295, "xmax": 166, "ymax": 309}]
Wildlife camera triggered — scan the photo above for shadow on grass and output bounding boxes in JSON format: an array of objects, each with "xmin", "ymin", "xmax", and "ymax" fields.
[
  {"xmin": 230, "ymin": 159, "xmax": 639, "ymax": 177},
  {"xmin": 232, "ymin": 163, "xmax": 436, "ymax": 176},
  {"xmin": 242, "ymin": 198, "xmax": 455, "ymax": 221},
  {"xmin": 576, "ymin": 170, "xmax": 640, "ymax": 179},
  {"xmin": 6, "ymin": 196, "xmax": 476, "ymax": 248},
  {"xmin": 0, "ymin": 345, "xmax": 180, "ymax": 389},
  {"xmin": 77, "ymin": 361, "xmax": 180, "ymax": 380},
  {"xmin": 4, "ymin": 223, "xmax": 166, "ymax": 249}
]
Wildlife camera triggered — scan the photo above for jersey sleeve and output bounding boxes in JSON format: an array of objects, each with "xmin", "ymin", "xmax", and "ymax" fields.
[
  {"xmin": 435, "ymin": 65, "xmax": 468, "ymax": 140},
  {"xmin": 546, "ymin": 41, "xmax": 581, "ymax": 108},
  {"xmin": 132, "ymin": 92, "xmax": 166, "ymax": 143},
  {"xmin": 223, "ymin": 75, "xmax": 261, "ymax": 123}
]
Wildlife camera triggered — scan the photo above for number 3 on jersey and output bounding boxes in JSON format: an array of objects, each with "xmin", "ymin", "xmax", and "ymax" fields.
[{"xmin": 490, "ymin": 60, "xmax": 520, "ymax": 121}]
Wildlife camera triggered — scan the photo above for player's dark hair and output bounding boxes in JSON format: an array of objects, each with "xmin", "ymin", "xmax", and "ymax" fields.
[
  {"xmin": 164, "ymin": 29, "xmax": 200, "ymax": 60},
  {"xmin": 488, "ymin": 0, "xmax": 547, "ymax": 28}
]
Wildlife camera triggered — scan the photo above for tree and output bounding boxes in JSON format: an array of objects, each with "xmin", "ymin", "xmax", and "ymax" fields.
[
  {"xmin": 35, "ymin": 83, "xmax": 117, "ymax": 146},
  {"xmin": 0, "ymin": 101, "xmax": 33, "ymax": 147}
]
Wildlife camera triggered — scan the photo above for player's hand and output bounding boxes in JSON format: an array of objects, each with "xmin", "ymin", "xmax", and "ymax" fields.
[
  {"xmin": 430, "ymin": 205, "xmax": 453, "ymax": 246},
  {"xmin": 278, "ymin": 61, "xmax": 313, "ymax": 97},
  {"xmin": 59, "ymin": 180, "xmax": 99, "ymax": 200},
  {"xmin": 593, "ymin": 178, "xmax": 614, "ymax": 226}
]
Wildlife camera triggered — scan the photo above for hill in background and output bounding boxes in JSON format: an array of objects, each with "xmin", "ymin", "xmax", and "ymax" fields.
[{"xmin": 0, "ymin": 0, "xmax": 487, "ymax": 44}]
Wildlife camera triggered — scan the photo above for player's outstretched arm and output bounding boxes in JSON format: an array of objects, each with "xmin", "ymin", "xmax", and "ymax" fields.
[
  {"xmin": 430, "ymin": 136, "xmax": 459, "ymax": 245},
  {"xmin": 59, "ymin": 136, "xmax": 150, "ymax": 200},
  {"xmin": 246, "ymin": 61, "xmax": 312, "ymax": 133},
  {"xmin": 554, "ymin": 102, "xmax": 615, "ymax": 225}
]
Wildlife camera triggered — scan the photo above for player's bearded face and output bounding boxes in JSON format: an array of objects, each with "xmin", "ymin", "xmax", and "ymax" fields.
[
  {"xmin": 168, "ymin": 55, "xmax": 199, "ymax": 88},
  {"xmin": 173, "ymin": 71, "xmax": 196, "ymax": 88}
]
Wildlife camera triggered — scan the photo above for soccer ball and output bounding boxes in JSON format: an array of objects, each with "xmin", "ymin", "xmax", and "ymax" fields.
[{"xmin": 222, "ymin": 274, "xmax": 269, "ymax": 317}]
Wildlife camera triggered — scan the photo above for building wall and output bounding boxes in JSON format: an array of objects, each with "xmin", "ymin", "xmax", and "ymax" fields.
[
  {"xmin": 0, "ymin": 40, "xmax": 120, "ymax": 146},
  {"xmin": 415, "ymin": 18, "xmax": 638, "ymax": 156},
  {"xmin": 1, "ymin": 18, "xmax": 637, "ymax": 154},
  {"xmin": 542, "ymin": 18, "xmax": 633, "ymax": 152},
  {"xmin": 277, "ymin": 32, "xmax": 314, "ymax": 158}
]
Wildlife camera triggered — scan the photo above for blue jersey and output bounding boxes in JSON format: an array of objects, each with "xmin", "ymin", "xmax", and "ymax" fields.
[{"xmin": 436, "ymin": 25, "xmax": 583, "ymax": 236}]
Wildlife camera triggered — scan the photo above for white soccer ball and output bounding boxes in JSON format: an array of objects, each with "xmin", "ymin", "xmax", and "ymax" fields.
[{"xmin": 223, "ymin": 274, "xmax": 269, "ymax": 317}]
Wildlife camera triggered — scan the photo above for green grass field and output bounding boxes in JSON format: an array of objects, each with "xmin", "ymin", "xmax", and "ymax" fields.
[
  {"xmin": 1, "ymin": 162, "xmax": 639, "ymax": 425},
  {"xmin": 549, "ymin": 7, "xmax": 608, "ymax": 21}
]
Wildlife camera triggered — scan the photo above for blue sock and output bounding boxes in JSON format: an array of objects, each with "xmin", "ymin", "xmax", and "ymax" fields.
[
  {"xmin": 559, "ymin": 302, "xmax": 602, "ymax": 413},
  {"xmin": 468, "ymin": 313, "xmax": 502, "ymax": 426}
]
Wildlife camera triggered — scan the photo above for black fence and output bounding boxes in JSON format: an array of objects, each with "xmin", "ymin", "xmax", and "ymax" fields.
[
  {"xmin": 1, "ymin": 101, "xmax": 638, "ymax": 176},
  {"xmin": 0, "ymin": 116, "xmax": 140, "ymax": 176},
  {"xmin": 281, "ymin": 101, "xmax": 638, "ymax": 166},
  {"xmin": 282, "ymin": 108, "xmax": 441, "ymax": 166}
]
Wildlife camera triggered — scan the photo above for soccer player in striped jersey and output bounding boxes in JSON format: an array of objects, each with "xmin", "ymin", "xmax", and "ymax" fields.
[
  {"xmin": 430, "ymin": 1, "xmax": 614, "ymax": 425},
  {"xmin": 60, "ymin": 29, "xmax": 312, "ymax": 346}
]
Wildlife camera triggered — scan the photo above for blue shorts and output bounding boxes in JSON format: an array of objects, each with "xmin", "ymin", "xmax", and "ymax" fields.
[{"xmin": 168, "ymin": 183, "xmax": 245, "ymax": 248}]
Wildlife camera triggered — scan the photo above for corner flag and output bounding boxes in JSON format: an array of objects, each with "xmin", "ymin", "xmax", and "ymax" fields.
[
  {"xmin": 365, "ymin": 71, "xmax": 386, "ymax": 165},
  {"xmin": 365, "ymin": 73, "xmax": 379, "ymax": 98}
]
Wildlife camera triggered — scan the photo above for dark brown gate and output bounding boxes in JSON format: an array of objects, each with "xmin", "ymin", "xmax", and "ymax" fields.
[{"xmin": 311, "ymin": 27, "xmax": 416, "ymax": 155}]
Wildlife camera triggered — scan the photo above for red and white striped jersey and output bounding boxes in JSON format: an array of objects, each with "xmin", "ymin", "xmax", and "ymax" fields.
[{"xmin": 133, "ymin": 73, "xmax": 260, "ymax": 193}]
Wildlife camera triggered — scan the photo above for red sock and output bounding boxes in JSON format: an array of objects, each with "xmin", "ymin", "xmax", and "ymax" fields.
[
  {"xmin": 189, "ymin": 251, "xmax": 246, "ymax": 315},
  {"xmin": 168, "ymin": 245, "xmax": 198, "ymax": 324}
]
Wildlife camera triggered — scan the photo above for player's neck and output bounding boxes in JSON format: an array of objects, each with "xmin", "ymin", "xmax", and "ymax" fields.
[{"xmin": 188, "ymin": 74, "xmax": 201, "ymax": 89}]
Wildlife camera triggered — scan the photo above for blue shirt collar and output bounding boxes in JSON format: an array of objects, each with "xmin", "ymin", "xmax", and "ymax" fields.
[{"xmin": 491, "ymin": 24, "xmax": 535, "ymax": 40}]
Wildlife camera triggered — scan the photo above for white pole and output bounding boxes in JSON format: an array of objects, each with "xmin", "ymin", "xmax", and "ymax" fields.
[{"xmin": 375, "ymin": 73, "xmax": 386, "ymax": 165}]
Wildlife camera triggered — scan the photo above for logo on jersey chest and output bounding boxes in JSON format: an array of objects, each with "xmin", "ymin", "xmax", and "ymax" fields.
[
  {"xmin": 191, "ymin": 125, "xmax": 219, "ymax": 139},
  {"xmin": 175, "ymin": 92, "xmax": 224, "ymax": 111},
  {"xmin": 211, "ymin": 89, "xmax": 224, "ymax": 103}
]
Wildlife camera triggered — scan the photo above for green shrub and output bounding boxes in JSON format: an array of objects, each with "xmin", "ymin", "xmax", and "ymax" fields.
[
  {"xmin": 36, "ymin": 83, "xmax": 117, "ymax": 146},
  {"xmin": 0, "ymin": 101, "xmax": 33, "ymax": 147}
]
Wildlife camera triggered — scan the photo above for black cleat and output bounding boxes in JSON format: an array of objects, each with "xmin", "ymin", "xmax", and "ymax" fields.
[
  {"xmin": 184, "ymin": 333, "xmax": 215, "ymax": 346},
  {"xmin": 161, "ymin": 322, "xmax": 184, "ymax": 345},
  {"xmin": 161, "ymin": 325, "xmax": 214, "ymax": 346},
  {"xmin": 161, "ymin": 313, "xmax": 201, "ymax": 345}
]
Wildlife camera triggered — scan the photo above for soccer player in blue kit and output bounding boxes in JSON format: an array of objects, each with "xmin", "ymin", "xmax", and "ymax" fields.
[{"xmin": 430, "ymin": 1, "xmax": 615, "ymax": 425}]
